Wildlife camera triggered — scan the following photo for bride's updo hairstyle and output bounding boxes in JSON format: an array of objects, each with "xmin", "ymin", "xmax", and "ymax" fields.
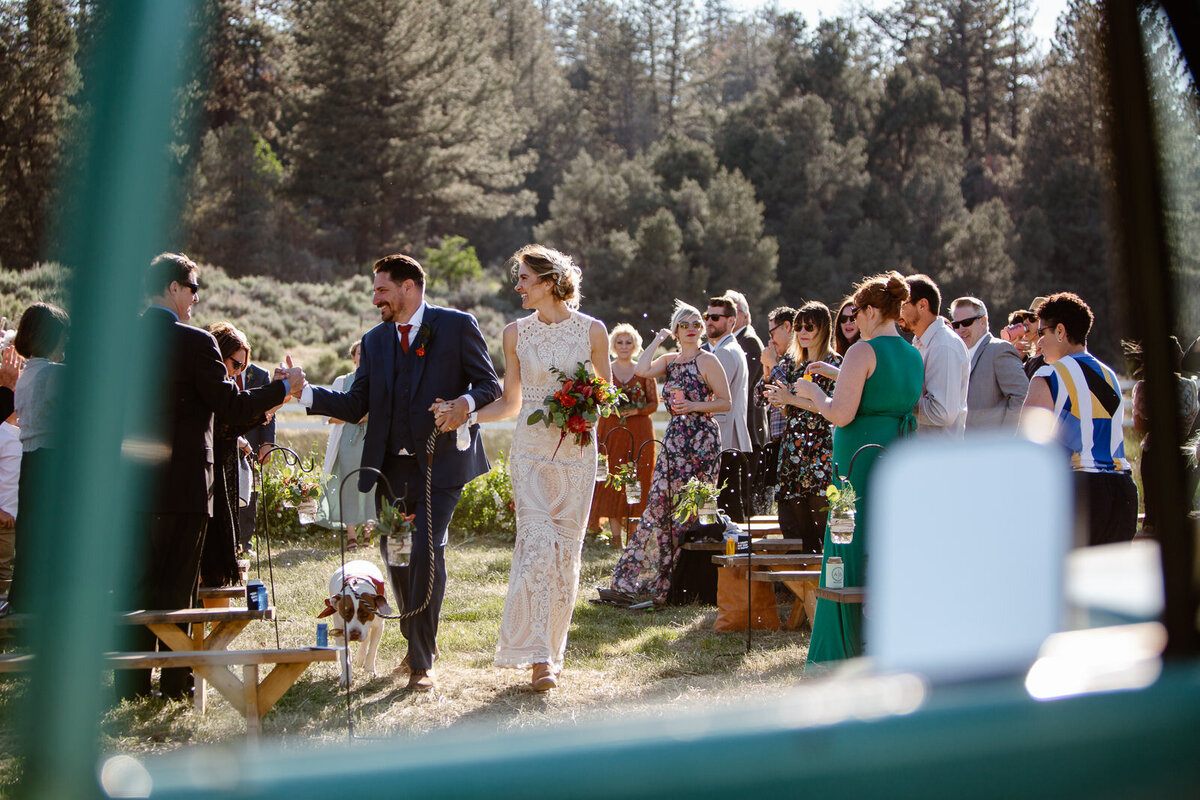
[
  {"xmin": 511, "ymin": 244, "xmax": 582, "ymax": 309},
  {"xmin": 852, "ymin": 270, "xmax": 909, "ymax": 321}
]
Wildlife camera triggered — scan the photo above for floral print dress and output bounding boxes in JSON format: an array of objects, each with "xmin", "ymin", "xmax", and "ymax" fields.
[
  {"xmin": 776, "ymin": 352, "xmax": 842, "ymax": 502},
  {"xmin": 609, "ymin": 357, "xmax": 721, "ymax": 601}
]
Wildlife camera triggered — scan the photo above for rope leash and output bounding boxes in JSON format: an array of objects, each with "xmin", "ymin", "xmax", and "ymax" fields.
[{"xmin": 335, "ymin": 427, "xmax": 441, "ymax": 621}]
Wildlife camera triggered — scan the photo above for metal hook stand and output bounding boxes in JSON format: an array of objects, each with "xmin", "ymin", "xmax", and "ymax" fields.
[
  {"xmin": 599, "ymin": 425, "xmax": 636, "ymax": 547},
  {"xmin": 332, "ymin": 428, "xmax": 442, "ymax": 742},
  {"xmin": 255, "ymin": 444, "xmax": 319, "ymax": 648}
]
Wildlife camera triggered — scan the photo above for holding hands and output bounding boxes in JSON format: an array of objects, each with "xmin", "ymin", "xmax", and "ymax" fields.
[{"xmin": 431, "ymin": 396, "xmax": 469, "ymax": 432}]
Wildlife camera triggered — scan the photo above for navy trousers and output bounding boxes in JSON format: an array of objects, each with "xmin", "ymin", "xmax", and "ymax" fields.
[{"xmin": 376, "ymin": 454, "xmax": 462, "ymax": 672}]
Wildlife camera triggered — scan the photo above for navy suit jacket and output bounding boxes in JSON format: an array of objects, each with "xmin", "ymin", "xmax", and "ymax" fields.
[{"xmin": 308, "ymin": 305, "xmax": 500, "ymax": 492}]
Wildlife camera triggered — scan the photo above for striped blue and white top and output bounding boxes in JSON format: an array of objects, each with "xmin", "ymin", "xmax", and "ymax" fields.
[{"xmin": 1034, "ymin": 352, "xmax": 1131, "ymax": 474}]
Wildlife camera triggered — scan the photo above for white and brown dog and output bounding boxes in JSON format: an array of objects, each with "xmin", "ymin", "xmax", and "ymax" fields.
[{"xmin": 318, "ymin": 560, "xmax": 392, "ymax": 687}]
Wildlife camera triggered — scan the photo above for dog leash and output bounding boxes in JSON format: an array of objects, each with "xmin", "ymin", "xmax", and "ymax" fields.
[{"xmin": 338, "ymin": 427, "xmax": 441, "ymax": 621}]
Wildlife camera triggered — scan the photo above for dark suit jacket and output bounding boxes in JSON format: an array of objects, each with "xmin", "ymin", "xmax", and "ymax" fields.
[
  {"xmin": 0, "ymin": 387, "xmax": 11, "ymax": 422},
  {"xmin": 138, "ymin": 308, "xmax": 288, "ymax": 516},
  {"xmin": 308, "ymin": 305, "xmax": 500, "ymax": 492},
  {"xmin": 240, "ymin": 363, "xmax": 276, "ymax": 451},
  {"xmin": 737, "ymin": 326, "xmax": 766, "ymax": 449}
]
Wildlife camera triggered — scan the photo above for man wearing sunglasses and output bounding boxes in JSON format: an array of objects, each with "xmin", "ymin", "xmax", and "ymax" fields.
[
  {"xmin": 900, "ymin": 274, "xmax": 968, "ymax": 437},
  {"xmin": 121, "ymin": 253, "xmax": 305, "ymax": 701},
  {"xmin": 705, "ymin": 296, "xmax": 752, "ymax": 520},
  {"xmin": 950, "ymin": 297, "xmax": 1029, "ymax": 430}
]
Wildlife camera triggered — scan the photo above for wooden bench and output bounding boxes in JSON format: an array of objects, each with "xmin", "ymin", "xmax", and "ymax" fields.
[
  {"xmin": 681, "ymin": 538, "xmax": 811, "ymax": 553},
  {"xmin": 198, "ymin": 586, "xmax": 245, "ymax": 601},
  {"xmin": 0, "ymin": 647, "xmax": 337, "ymax": 739}
]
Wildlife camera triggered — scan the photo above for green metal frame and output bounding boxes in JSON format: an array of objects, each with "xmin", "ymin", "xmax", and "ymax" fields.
[{"xmin": 13, "ymin": 0, "xmax": 1199, "ymax": 797}]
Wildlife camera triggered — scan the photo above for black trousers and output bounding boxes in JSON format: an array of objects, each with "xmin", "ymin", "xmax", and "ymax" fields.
[
  {"xmin": 238, "ymin": 490, "xmax": 257, "ymax": 550},
  {"xmin": 117, "ymin": 512, "xmax": 207, "ymax": 699},
  {"xmin": 777, "ymin": 493, "xmax": 827, "ymax": 553},
  {"xmin": 376, "ymin": 454, "xmax": 461, "ymax": 672},
  {"xmin": 1076, "ymin": 470, "xmax": 1138, "ymax": 547}
]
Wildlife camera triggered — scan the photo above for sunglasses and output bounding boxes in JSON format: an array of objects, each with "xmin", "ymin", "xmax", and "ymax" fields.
[
  {"xmin": 677, "ymin": 320, "xmax": 703, "ymax": 330},
  {"xmin": 1037, "ymin": 325, "xmax": 1052, "ymax": 337},
  {"xmin": 839, "ymin": 313, "xmax": 855, "ymax": 324},
  {"xmin": 227, "ymin": 357, "xmax": 246, "ymax": 372},
  {"xmin": 768, "ymin": 323, "xmax": 788, "ymax": 335},
  {"xmin": 704, "ymin": 313, "xmax": 732, "ymax": 322},
  {"xmin": 797, "ymin": 322, "xmax": 818, "ymax": 333},
  {"xmin": 949, "ymin": 315, "xmax": 983, "ymax": 330},
  {"xmin": 177, "ymin": 280, "xmax": 199, "ymax": 295}
]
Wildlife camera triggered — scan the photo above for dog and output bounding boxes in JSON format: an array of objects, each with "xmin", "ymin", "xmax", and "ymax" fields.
[{"xmin": 318, "ymin": 559, "xmax": 392, "ymax": 687}]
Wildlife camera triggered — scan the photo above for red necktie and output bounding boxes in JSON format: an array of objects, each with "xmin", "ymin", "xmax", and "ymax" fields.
[{"xmin": 398, "ymin": 324, "xmax": 412, "ymax": 354}]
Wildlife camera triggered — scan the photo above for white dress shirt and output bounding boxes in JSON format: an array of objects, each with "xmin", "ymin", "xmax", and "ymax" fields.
[
  {"xmin": 914, "ymin": 317, "xmax": 969, "ymax": 437},
  {"xmin": 0, "ymin": 421, "xmax": 20, "ymax": 517}
]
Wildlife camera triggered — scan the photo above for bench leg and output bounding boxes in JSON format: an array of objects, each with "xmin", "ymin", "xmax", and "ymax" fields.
[
  {"xmin": 192, "ymin": 664, "xmax": 247, "ymax": 716},
  {"xmin": 192, "ymin": 626, "xmax": 206, "ymax": 714},
  {"xmin": 257, "ymin": 662, "xmax": 309, "ymax": 719},
  {"xmin": 786, "ymin": 598, "xmax": 806, "ymax": 630},
  {"xmin": 243, "ymin": 664, "xmax": 260, "ymax": 741}
]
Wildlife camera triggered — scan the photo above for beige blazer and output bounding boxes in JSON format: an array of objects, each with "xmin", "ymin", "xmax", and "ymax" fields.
[{"xmin": 966, "ymin": 333, "xmax": 1029, "ymax": 430}]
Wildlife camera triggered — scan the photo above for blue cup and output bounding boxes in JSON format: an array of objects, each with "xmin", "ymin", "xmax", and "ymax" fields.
[
  {"xmin": 316, "ymin": 622, "xmax": 328, "ymax": 647},
  {"xmin": 246, "ymin": 579, "xmax": 266, "ymax": 611}
]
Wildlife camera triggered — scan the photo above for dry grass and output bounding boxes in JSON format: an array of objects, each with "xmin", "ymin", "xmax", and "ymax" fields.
[{"xmin": 0, "ymin": 534, "xmax": 810, "ymax": 780}]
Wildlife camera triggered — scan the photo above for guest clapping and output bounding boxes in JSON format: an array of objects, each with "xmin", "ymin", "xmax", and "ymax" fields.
[
  {"xmin": 605, "ymin": 301, "xmax": 731, "ymax": 605},
  {"xmin": 5, "ymin": 303, "xmax": 70, "ymax": 613}
]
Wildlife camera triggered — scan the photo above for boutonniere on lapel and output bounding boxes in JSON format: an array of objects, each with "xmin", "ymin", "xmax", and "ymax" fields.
[{"xmin": 414, "ymin": 323, "xmax": 432, "ymax": 357}]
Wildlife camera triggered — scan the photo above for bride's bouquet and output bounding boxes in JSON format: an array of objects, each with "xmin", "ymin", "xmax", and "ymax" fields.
[{"xmin": 527, "ymin": 361, "xmax": 625, "ymax": 456}]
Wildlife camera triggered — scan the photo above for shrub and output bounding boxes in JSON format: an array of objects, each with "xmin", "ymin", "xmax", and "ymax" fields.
[{"xmin": 451, "ymin": 452, "xmax": 516, "ymax": 539}]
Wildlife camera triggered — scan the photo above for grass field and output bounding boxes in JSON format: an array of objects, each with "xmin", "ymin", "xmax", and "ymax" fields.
[{"xmin": 0, "ymin": 533, "xmax": 810, "ymax": 790}]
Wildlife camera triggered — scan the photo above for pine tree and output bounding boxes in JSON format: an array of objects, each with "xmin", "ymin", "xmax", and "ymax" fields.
[
  {"xmin": 287, "ymin": 0, "xmax": 534, "ymax": 268},
  {"xmin": 0, "ymin": 0, "xmax": 79, "ymax": 269}
]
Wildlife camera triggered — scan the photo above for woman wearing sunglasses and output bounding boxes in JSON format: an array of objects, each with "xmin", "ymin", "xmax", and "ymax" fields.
[
  {"xmin": 834, "ymin": 297, "xmax": 861, "ymax": 357},
  {"xmin": 201, "ymin": 322, "xmax": 275, "ymax": 590},
  {"xmin": 762, "ymin": 302, "xmax": 842, "ymax": 551},
  {"xmin": 604, "ymin": 300, "xmax": 732, "ymax": 605},
  {"xmin": 788, "ymin": 273, "xmax": 924, "ymax": 672}
]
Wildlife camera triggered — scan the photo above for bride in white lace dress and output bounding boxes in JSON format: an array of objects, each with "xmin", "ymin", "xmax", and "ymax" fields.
[{"xmin": 475, "ymin": 244, "xmax": 611, "ymax": 691}]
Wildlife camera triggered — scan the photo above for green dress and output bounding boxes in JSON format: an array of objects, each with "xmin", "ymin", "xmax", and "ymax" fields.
[{"xmin": 806, "ymin": 335, "xmax": 924, "ymax": 671}]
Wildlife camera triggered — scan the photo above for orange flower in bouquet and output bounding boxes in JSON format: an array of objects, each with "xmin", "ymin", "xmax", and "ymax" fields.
[{"xmin": 527, "ymin": 361, "xmax": 625, "ymax": 456}]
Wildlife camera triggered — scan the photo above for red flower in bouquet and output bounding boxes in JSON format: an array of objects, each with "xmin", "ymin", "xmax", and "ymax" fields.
[{"xmin": 527, "ymin": 361, "xmax": 625, "ymax": 456}]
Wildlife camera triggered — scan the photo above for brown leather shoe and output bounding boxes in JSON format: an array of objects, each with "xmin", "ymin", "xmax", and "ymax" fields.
[
  {"xmin": 531, "ymin": 663, "xmax": 556, "ymax": 692},
  {"xmin": 406, "ymin": 668, "xmax": 436, "ymax": 692},
  {"xmin": 393, "ymin": 645, "xmax": 441, "ymax": 676}
]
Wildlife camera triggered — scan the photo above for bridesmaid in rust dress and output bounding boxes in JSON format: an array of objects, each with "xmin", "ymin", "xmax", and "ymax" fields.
[{"xmin": 589, "ymin": 324, "xmax": 658, "ymax": 546}]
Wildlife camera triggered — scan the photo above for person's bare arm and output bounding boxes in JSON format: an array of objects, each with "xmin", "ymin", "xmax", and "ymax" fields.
[{"xmin": 475, "ymin": 323, "xmax": 523, "ymax": 423}]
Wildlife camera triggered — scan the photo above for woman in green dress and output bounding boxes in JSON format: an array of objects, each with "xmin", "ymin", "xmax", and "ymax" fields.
[{"xmin": 790, "ymin": 271, "xmax": 924, "ymax": 671}]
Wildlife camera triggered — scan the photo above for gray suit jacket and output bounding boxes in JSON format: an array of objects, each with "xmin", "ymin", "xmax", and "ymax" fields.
[
  {"xmin": 966, "ymin": 333, "xmax": 1029, "ymax": 430},
  {"xmin": 711, "ymin": 334, "xmax": 751, "ymax": 451}
]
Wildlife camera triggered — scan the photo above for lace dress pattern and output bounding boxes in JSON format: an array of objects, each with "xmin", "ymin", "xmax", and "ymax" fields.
[
  {"xmin": 609, "ymin": 357, "xmax": 720, "ymax": 602},
  {"xmin": 496, "ymin": 311, "xmax": 597, "ymax": 671}
]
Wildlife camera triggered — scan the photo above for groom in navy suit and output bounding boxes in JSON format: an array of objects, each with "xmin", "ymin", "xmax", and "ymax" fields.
[{"xmin": 300, "ymin": 254, "xmax": 500, "ymax": 691}]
